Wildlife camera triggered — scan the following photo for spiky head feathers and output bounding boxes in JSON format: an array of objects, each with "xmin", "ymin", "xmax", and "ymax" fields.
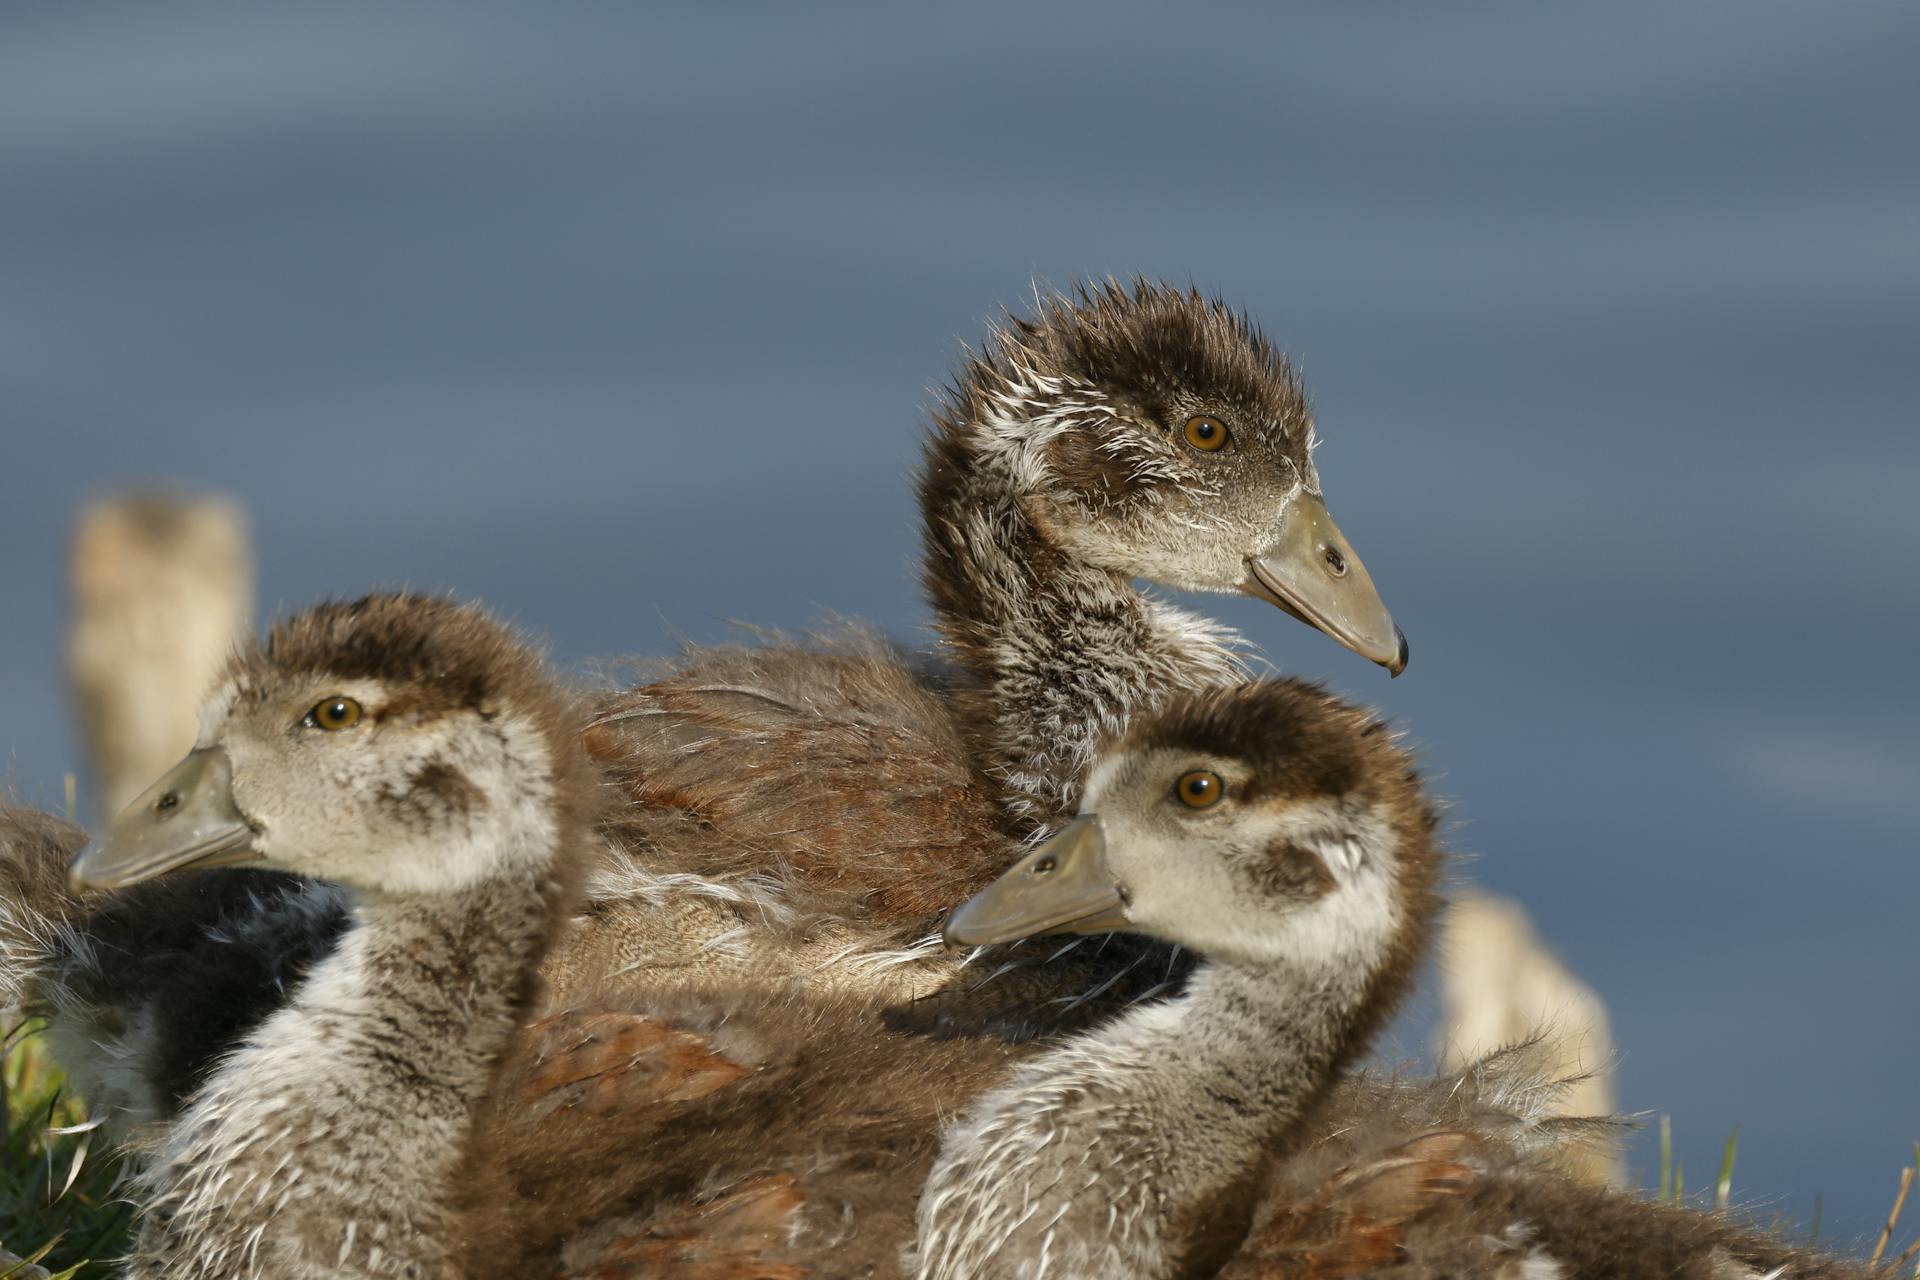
[{"xmin": 922, "ymin": 280, "xmax": 1322, "ymax": 595}]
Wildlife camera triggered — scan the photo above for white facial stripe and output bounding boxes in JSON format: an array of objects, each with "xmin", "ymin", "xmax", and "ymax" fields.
[
  {"xmin": 195, "ymin": 679, "xmax": 244, "ymax": 747},
  {"xmin": 1079, "ymin": 755, "xmax": 1127, "ymax": 814},
  {"xmin": 1302, "ymin": 427, "xmax": 1324, "ymax": 485},
  {"xmin": 971, "ymin": 367, "xmax": 1119, "ymax": 491}
]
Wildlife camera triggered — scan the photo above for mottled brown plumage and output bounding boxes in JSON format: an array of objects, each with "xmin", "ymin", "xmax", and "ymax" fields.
[
  {"xmin": 451, "ymin": 977, "xmax": 1020, "ymax": 1277},
  {"xmin": 580, "ymin": 635, "xmax": 1003, "ymax": 934},
  {"xmin": 5, "ymin": 283, "xmax": 1399, "ymax": 1138},
  {"xmin": 1240, "ymin": 1171, "xmax": 1873, "ymax": 1279},
  {"xmin": 13, "ymin": 653, "xmax": 1862, "ymax": 1277},
  {"xmin": 1211, "ymin": 1043, "xmax": 1872, "ymax": 1280},
  {"xmin": 452, "ymin": 679, "xmax": 1432, "ymax": 1278},
  {"xmin": 567, "ymin": 279, "xmax": 1397, "ymax": 1010},
  {"xmin": 0, "ymin": 287, "xmax": 1415, "ymax": 1277}
]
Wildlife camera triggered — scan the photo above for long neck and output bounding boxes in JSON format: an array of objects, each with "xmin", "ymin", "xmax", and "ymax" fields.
[
  {"xmin": 915, "ymin": 959, "xmax": 1375, "ymax": 1280},
  {"xmin": 129, "ymin": 851, "xmax": 560, "ymax": 1279},
  {"xmin": 922, "ymin": 446, "xmax": 1244, "ymax": 834}
]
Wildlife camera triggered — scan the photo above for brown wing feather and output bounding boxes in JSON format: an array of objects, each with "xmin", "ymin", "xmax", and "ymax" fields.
[
  {"xmin": 562, "ymin": 1176, "xmax": 811, "ymax": 1280},
  {"xmin": 1223, "ymin": 1132, "xmax": 1483, "ymax": 1278},
  {"xmin": 452, "ymin": 975, "xmax": 1021, "ymax": 1278},
  {"xmin": 1226, "ymin": 1052, "xmax": 1870, "ymax": 1279},
  {"xmin": 586, "ymin": 635, "xmax": 1010, "ymax": 926},
  {"xmin": 516, "ymin": 1009, "xmax": 752, "ymax": 1117}
]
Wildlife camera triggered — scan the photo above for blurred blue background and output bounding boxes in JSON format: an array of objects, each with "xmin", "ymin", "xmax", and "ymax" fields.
[{"xmin": 3, "ymin": 0, "xmax": 1914, "ymax": 1246}]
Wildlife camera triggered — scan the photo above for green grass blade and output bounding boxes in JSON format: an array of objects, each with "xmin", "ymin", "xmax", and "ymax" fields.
[
  {"xmin": 1658, "ymin": 1114, "xmax": 1672, "ymax": 1201},
  {"xmin": 1716, "ymin": 1129, "xmax": 1738, "ymax": 1211},
  {"xmin": 0, "ymin": 1031, "xmax": 134, "ymax": 1277}
]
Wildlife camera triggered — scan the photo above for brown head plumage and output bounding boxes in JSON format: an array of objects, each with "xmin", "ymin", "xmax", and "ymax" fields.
[
  {"xmin": 236, "ymin": 594, "xmax": 575, "ymax": 744},
  {"xmin": 921, "ymin": 279, "xmax": 1322, "ymax": 605}
]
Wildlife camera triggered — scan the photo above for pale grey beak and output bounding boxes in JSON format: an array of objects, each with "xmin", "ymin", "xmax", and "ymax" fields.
[
  {"xmin": 1240, "ymin": 491, "xmax": 1407, "ymax": 676},
  {"xmin": 68, "ymin": 748, "xmax": 260, "ymax": 893},
  {"xmin": 944, "ymin": 816, "xmax": 1130, "ymax": 947}
]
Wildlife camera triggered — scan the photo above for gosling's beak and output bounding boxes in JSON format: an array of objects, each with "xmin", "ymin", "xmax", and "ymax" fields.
[
  {"xmin": 944, "ymin": 815, "xmax": 1129, "ymax": 947},
  {"xmin": 1241, "ymin": 492, "xmax": 1408, "ymax": 676},
  {"xmin": 68, "ymin": 748, "xmax": 259, "ymax": 894}
]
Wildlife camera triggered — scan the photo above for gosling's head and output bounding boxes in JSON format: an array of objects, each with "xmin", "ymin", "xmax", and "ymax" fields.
[
  {"xmin": 70, "ymin": 594, "xmax": 592, "ymax": 898},
  {"xmin": 946, "ymin": 680, "xmax": 1440, "ymax": 974},
  {"xmin": 925, "ymin": 280, "xmax": 1406, "ymax": 673}
]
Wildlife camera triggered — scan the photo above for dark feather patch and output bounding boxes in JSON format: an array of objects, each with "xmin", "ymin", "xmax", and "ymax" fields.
[
  {"xmin": 407, "ymin": 761, "xmax": 486, "ymax": 819},
  {"xmin": 69, "ymin": 870, "xmax": 350, "ymax": 1109}
]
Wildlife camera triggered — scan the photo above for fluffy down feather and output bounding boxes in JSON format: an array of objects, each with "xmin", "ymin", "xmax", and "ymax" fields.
[{"xmin": 1232, "ymin": 1044, "xmax": 1869, "ymax": 1280}]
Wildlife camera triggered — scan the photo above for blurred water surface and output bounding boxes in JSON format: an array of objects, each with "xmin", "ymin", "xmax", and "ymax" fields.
[{"xmin": 2, "ymin": 0, "xmax": 1915, "ymax": 1244}]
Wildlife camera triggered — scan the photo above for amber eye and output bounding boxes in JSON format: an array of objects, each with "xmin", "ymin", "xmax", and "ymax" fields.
[
  {"xmin": 1174, "ymin": 769, "xmax": 1224, "ymax": 809},
  {"xmin": 307, "ymin": 696, "xmax": 363, "ymax": 731},
  {"xmin": 1182, "ymin": 415, "xmax": 1230, "ymax": 453}
]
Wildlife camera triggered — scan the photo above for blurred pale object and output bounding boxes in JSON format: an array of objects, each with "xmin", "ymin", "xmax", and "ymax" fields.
[
  {"xmin": 67, "ymin": 493, "xmax": 254, "ymax": 820},
  {"xmin": 0, "ymin": 1247, "xmax": 50, "ymax": 1280},
  {"xmin": 1439, "ymin": 891, "xmax": 1623, "ymax": 1186}
]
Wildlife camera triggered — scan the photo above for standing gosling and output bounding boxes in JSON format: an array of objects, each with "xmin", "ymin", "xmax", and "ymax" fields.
[
  {"xmin": 67, "ymin": 594, "xmax": 597, "ymax": 1280},
  {"xmin": 915, "ymin": 680, "xmax": 1440, "ymax": 1280}
]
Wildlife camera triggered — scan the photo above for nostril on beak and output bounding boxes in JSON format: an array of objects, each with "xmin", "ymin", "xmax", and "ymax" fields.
[
  {"xmin": 155, "ymin": 791, "xmax": 180, "ymax": 815},
  {"xmin": 1321, "ymin": 545, "xmax": 1347, "ymax": 577}
]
